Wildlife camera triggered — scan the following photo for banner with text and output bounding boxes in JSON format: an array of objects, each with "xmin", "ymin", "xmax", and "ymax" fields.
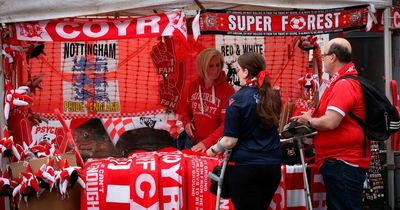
[
  {"xmin": 24, "ymin": 38, "xmax": 183, "ymax": 119},
  {"xmin": 14, "ymin": 11, "xmax": 187, "ymax": 42},
  {"xmin": 81, "ymin": 150, "xmax": 322, "ymax": 210},
  {"xmin": 198, "ymin": 5, "xmax": 369, "ymax": 36}
]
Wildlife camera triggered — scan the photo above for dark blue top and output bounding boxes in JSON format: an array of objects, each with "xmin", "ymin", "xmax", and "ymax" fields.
[{"xmin": 224, "ymin": 86, "xmax": 282, "ymax": 165}]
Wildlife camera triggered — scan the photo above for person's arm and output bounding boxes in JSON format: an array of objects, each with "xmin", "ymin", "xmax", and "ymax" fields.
[
  {"xmin": 291, "ymin": 109, "xmax": 343, "ymax": 131},
  {"xmin": 206, "ymin": 136, "xmax": 238, "ymax": 157},
  {"xmin": 192, "ymin": 126, "xmax": 223, "ymax": 152},
  {"xmin": 291, "ymin": 79, "xmax": 357, "ymax": 131},
  {"xmin": 199, "ymin": 126, "xmax": 223, "ymax": 148}
]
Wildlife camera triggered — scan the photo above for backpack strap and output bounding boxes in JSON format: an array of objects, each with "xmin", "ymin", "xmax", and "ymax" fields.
[{"xmin": 341, "ymin": 75, "xmax": 368, "ymax": 157}]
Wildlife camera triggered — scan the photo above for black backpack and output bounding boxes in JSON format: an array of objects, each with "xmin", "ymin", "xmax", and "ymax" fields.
[{"xmin": 342, "ymin": 75, "xmax": 400, "ymax": 143}]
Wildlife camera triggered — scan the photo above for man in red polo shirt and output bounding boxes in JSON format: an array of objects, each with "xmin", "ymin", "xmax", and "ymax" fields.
[{"xmin": 292, "ymin": 38, "xmax": 370, "ymax": 210}]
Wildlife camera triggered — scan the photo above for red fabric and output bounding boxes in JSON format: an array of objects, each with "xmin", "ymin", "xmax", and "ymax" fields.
[
  {"xmin": 310, "ymin": 164, "xmax": 327, "ymax": 210},
  {"xmin": 81, "ymin": 150, "xmax": 235, "ymax": 210},
  {"xmin": 285, "ymin": 166, "xmax": 306, "ymax": 210},
  {"xmin": 7, "ymin": 108, "xmax": 32, "ymax": 145},
  {"xmin": 183, "ymin": 153, "xmax": 235, "ymax": 210},
  {"xmin": 130, "ymin": 152, "xmax": 160, "ymax": 209},
  {"xmin": 199, "ymin": 6, "xmax": 369, "ymax": 36},
  {"xmin": 0, "ymin": 197, "xmax": 5, "ymax": 210},
  {"xmin": 14, "ymin": 11, "xmax": 187, "ymax": 42},
  {"xmin": 390, "ymin": 80, "xmax": 400, "ymax": 151},
  {"xmin": 81, "ymin": 151, "xmax": 322, "ymax": 210},
  {"xmin": 182, "ymin": 73, "xmax": 234, "ymax": 148},
  {"xmin": 313, "ymin": 63, "xmax": 370, "ymax": 169},
  {"xmin": 70, "ymin": 118, "xmax": 91, "ymax": 129},
  {"xmin": 81, "ymin": 152, "xmax": 161, "ymax": 210},
  {"xmin": 258, "ymin": 70, "xmax": 271, "ymax": 86},
  {"xmin": 393, "ymin": 7, "xmax": 400, "ymax": 29},
  {"xmin": 82, "ymin": 158, "xmax": 130, "ymax": 210},
  {"xmin": 184, "ymin": 154, "xmax": 217, "ymax": 209},
  {"xmin": 158, "ymin": 150, "xmax": 186, "ymax": 210}
]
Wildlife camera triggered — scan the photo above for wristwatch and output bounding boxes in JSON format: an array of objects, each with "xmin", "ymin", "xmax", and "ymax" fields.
[{"xmin": 307, "ymin": 118, "xmax": 312, "ymax": 127}]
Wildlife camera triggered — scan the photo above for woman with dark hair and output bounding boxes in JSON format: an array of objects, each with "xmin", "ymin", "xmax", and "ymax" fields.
[{"xmin": 207, "ymin": 52, "xmax": 282, "ymax": 210}]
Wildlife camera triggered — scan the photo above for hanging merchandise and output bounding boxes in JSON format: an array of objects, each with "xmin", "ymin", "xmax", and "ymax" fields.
[
  {"xmin": 363, "ymin": 142, "xmax": 386, "ymax": 208},
  {"xmin": 3, "ymin": 81, "xmax": 32, "ymax": 120},
  {"xmin": 150, "ymin": 37, "xmax": 185, "ymax": 111}
]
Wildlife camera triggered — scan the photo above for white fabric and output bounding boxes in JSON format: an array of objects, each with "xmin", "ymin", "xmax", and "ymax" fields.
[
  {"xmin": 192, "ymin": 12, "xmax": 201, "ymax": 40},
  {"xmin": 327, "ymin": 105, "xmax": 346, "ymax": 117},
  {"xmin": 106, "ymin": 185, "xmax": 130, "ymax": 203},
  {"xmin": 198, "ymin": 85, "xmax": 204, "ymax": 114},
  {"xmin": 0, "ymin": 0, "xmax": 390, "ymax": 23}
]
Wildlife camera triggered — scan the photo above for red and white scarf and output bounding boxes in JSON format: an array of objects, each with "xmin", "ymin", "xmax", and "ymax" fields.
[{"xmin": 313, "ymin": 62, "xmax": 358, "ymax": 118}]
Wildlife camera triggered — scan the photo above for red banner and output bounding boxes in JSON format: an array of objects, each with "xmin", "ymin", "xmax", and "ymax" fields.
[
  {"xmin": 81, "ymin": 151, "xmax": 324, "ymax": 210},
  {"xmin": 158, "ymin": 150, "xmax": 187, "ymax": 210},
  {"xmin": 14, "ymin": 11, "xmax": 187, "ymax": 42},
  {"xmin": 198, "ymin": 5, "xmax": 369, "ymax": 36}
]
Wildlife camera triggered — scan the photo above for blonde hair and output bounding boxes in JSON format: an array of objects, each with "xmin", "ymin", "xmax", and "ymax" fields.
[{"xmin": 196, "ymin": 48, "xmax": 224, "ymax": 79}]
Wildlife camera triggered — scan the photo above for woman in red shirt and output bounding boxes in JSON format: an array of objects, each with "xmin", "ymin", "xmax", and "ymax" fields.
[{"xmin": 177, "ymin": 48, "xmax": 235, "ymax": 152}]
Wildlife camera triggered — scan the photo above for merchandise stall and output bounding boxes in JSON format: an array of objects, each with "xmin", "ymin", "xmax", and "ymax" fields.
[{"xmin": 0, "ymin": 0, "xmax": 397, "ymax": 210}]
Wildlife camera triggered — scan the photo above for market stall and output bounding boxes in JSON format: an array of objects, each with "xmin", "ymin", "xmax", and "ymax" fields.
[{"xmin": 0, "ymin": 0, "xmax": 397, "ymax": 210}]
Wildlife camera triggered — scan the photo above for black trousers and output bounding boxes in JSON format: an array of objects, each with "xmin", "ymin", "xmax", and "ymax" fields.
[{"xmin": 225, "ymin": 164, "xmax": 281, "ymax": 210}]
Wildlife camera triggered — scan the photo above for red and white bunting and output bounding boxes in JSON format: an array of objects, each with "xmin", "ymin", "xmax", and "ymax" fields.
[{"xmin": 14, "ymin": 11, "xmax": 187, "ymax": 41}]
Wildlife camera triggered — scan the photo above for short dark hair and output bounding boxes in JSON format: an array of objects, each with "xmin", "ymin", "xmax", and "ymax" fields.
[{"xmin": 327, "ymin": 43, "xmax": 352, "ymax": 63}]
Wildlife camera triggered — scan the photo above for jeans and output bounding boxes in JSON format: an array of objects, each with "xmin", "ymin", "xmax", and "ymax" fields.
[
  {"xmin": 320, "ymin": 158, "xmax": 367, "ymax": 210},
  {"xmin": 171, "ymin": 131, "xmax": 194, "ymax": 150}
]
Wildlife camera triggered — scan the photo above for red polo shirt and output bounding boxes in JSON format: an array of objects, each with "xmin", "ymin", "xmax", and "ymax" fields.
[{"xmin": 313, "ymin": 78, "xmax": 371, "ymax": 169}]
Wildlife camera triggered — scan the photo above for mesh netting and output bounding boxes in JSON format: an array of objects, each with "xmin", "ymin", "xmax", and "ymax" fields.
[{"xmin": 20, "ymin": 35, "xmax": 308, "ymax": 119}]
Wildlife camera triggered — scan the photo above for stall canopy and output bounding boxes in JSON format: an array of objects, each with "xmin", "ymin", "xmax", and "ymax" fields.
[{"xmin": 0, "ymin": 0, "xmax": 391, "ymax": 23}]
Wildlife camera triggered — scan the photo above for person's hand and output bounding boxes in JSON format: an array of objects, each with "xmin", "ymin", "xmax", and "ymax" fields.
[
  {"xmin": 206, "ymin": 145, "xmax": 218, "ymax": 157},
  {"xmin": 185, "ymin": 122, "xmax": 195, "ymax": 138},
  {"xmin": 290, "ymin": 110, "xmax": 312, "ymax": 125},
  {"xmin": 191, "ymin": 142, "xmax": 206, "ymax": 152}
]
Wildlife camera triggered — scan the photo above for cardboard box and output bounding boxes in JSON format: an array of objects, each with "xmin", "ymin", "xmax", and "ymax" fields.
[{"xmin": 10, "ymin": 153, "xmax": 81, "ymax": 210}]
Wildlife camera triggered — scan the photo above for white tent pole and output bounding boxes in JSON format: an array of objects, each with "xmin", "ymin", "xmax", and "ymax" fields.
[{"xmin": 384, "ymin": 5, "xmax": 395, "ymax": 210}]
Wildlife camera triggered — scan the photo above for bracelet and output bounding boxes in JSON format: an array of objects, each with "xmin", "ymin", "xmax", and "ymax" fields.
[
  {"xmin": 307, "ymin": 118, "xmax": 312, "ymax": 127},
  {"xmin": 217, "ymin": 141, "xmax": 226, "ymax": 152}
]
